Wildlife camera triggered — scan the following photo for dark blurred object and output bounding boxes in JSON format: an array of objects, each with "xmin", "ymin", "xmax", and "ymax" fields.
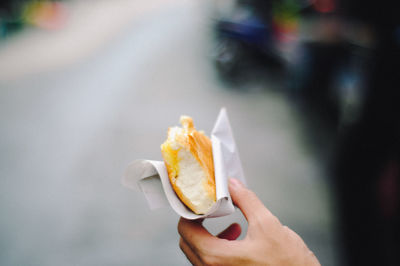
[
  {"xmin": 0, "ymin": 0, "xmax": 28, "ymax": 37},
  {"xmin": 0, "ymin": 0, "xmax": 28, "ymax": 15},
  {"xmin": 289, "ymin": 41, "xmax": 351, "ymax": 126},
  {"xmin": 211, "ymin": 0, "xmax": 302, "ymax": 82},
  {"xmin": 0, "ymin": 0, "xmax": 66, "ymax": 38},
  {"xmin": 288, "ymin": 37, "xmax": 370, "ymax": 129},
  {"xmin": 332, "ymin": 25, "xmax": 400, "ymax": 266},
  {"xmin": 287, "ymin": 0, "xmax": 400, "ymax": 265},
  {"xmin": 332, "ymin": 1, "xmax": 400, "ymax": 266},
  {"xmin": 213, "ymin": 0, "xmax": 400, "ymax": 265},
  {"xmin": 212, "ymin": 3, "xmax": 279, "ymax": 80}
]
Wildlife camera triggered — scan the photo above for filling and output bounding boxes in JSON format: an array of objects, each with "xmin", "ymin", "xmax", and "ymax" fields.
[
  {"xmin": 176, "ymin": 149, "xmax": 214, "ymax": 214},
  {"xmin": 163, "ymin": 126, "xmax": 214, "ymax": 214}
]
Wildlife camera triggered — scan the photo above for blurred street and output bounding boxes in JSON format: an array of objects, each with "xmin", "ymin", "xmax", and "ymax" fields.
[{"xmin": 1, "ymin": 0, "xmax": 337, "ymax": 265}]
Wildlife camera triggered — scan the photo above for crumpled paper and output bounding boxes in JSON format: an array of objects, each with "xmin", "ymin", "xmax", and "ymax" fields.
[{"xmin": 122, "ymin": 108, "xmax": 246, "ymax": 219}]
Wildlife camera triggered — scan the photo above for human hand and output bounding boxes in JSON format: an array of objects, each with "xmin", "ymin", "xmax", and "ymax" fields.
[{"xmin": 178, "ymin": 178, "xmax": 321, "ymax": 266}]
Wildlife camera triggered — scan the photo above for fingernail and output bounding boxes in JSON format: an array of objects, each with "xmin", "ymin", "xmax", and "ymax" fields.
[{"xmin": 229, "ymin": 178, "xmax": 242, "ymax": 189}]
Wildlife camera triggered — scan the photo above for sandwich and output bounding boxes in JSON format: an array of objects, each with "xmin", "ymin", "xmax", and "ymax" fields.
[{"xmin": 161, "ymin": 116, "xmax": 216, "ymax": 214}]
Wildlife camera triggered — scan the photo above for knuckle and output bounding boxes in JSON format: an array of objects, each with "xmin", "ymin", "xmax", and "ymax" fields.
[
  {"xmin": 198, "ymin": 244, "xmax": 228, "ymax": 266},
  {"xmin": 177, "ymin": 219, "xmax": 184, "ymax": 236},
  {"xmin": 233, "ymin": 185, "xmax": 250, "ymax": 199},
  {"xmin": 271, "ymin": 214, "xmax": 281, "ymax": 225},
  {"xmin": 202, "ymin": 255, "xmax": 219, "ymax": 266},
  {"xmin": 195, "ymin": 239, "xmax": 208, "ymax": 254},
  {"xmin": 250, "ymin": 213, "xmax": 268, "ymax": 229},
  {"xmin": 282, "ymin": 225, "xmax": 297, "ymax": 237},
  {"xmin": 251, "ymin": 207, "xmax": 269, "ymax": 222},
  {"xmin": 178, "ymin": 238, "xmax": 184, "ymax": 251},
  {"xmin": 242, "ymin": 187, "xmax": 256, "ymax": 198},
  {"xmin": 264, "ymin": 210, "xmax": 281, "ymax": 225},
  {"xmin": 282, "ymin": 225, "xmax": 294, "ymax": 236},
  {"xmin": 196, "ymin": 245, "xmax": 214, "ymax": 265}
]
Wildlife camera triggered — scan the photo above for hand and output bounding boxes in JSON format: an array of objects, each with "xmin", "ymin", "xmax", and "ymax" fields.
[{"xmin": 178, "ymin": 178, "xmax": 321, "ymax": 266}]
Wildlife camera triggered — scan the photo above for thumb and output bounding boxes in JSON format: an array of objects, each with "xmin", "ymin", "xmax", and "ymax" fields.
[{"xmin": 228, "ymin": 178, "xmax": 272, "ymax": 223}]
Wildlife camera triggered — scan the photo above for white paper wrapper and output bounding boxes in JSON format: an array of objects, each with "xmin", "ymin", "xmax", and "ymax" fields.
[{"xmin": 122, "ymin": 108, "xmax": 246, "ymax": 219}]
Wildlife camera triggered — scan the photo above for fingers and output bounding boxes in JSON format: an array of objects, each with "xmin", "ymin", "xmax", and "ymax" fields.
[
  {"xmin": 178, "ymin": 218, "xmax": 220, "ymax": 252},
  {"xmin": 179, "ymin": 237, "xmax": 202, "ymax": 266},
  {"xmin": 229, "ymin": 178, "xmax": 272, "ymax": 223},
  {"xmin": 178, "ymin": 218, "xmax": 240, "ymax": 266},
  {"xmin": 217, "ymin": 223, "xmax": 242, "ymax": 240}
]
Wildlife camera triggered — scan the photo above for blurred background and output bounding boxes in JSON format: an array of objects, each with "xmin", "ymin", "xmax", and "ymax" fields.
[{"xmin": 1, "ymin": 0, "xmax": 399, "ymax": 265}]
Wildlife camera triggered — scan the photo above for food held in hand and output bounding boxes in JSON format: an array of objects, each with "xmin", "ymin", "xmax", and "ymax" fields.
[{"xmin": 161, "ymin": 116, "xmax": 216, "ymax": 214}]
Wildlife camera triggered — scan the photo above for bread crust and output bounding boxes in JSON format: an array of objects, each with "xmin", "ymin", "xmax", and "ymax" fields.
[{"xmin": 161, "ymin": 116, "xmax": 216, "ymax": 214}]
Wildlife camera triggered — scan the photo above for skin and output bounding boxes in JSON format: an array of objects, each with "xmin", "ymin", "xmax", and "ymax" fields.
[{"xmin": 178, "ymin": 178, "xmax": 321, "ymax": 266}]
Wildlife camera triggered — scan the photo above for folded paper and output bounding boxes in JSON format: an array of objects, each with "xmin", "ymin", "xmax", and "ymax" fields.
[{"xmin": 122, "ymin": 108, "xmax": 246, "ymax": 219}]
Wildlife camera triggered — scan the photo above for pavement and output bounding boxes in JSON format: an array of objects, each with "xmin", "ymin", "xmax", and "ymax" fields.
[{"xmin": 0, "ymin": 0, "xmax": 337, "ymax": 265}]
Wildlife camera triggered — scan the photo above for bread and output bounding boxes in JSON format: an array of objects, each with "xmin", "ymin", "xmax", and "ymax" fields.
[{"xmin": 161, "ymin": 116, "xmax": 216, "ymax": 214}]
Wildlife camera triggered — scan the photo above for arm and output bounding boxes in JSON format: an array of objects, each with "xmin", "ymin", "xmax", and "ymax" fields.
[{"xmin": 178, "ymin": 178, "xmax": 321, "ymax": 266}]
